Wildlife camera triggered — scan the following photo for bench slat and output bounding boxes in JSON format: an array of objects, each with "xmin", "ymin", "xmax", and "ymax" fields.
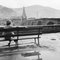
[{"xmin": 0, "ymin": 37, "xmax": 40, "ymax": 41}]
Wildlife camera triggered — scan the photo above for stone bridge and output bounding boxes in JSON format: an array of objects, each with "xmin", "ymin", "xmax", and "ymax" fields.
[{"xmin": 22, "ymin": 18, "xmax": 60, "ymax": 25}]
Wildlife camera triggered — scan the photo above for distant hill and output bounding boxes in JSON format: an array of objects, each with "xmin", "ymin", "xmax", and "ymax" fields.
[
  {"xmin": 0, "ymin": 5, "xmax": 60, "ymax": 19},
  {"xmin": 14, "ymin": 5, "xmax": 60, "ymax": 18},
  {"xmin": 0, "ymin": 5, "xmax": 16, "ymax": 19}
]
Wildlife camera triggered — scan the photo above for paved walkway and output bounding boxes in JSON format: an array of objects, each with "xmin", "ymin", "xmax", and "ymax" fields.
[{"xmin": 0, "ymin": 33, "xmax": 60, "ymax": 60}]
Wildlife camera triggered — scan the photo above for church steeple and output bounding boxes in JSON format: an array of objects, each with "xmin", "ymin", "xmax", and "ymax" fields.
[{"xmin": 22, "ymin": 7, "xmax": 27, "ymax": 21}]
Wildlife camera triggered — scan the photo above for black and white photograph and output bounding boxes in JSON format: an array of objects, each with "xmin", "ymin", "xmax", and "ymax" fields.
[{"xmin": 0, "ymin": 0, "xmax": 60, "ymax": 60}]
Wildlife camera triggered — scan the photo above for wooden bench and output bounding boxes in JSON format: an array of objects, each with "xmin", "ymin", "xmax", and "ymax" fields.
[
  {"xmin": 0, "ymin": 26, "xmax": 42, "ymax": 46},
  {"xmin": 0, "ymin": 25, "xmax": 60, "ymax": 46}
]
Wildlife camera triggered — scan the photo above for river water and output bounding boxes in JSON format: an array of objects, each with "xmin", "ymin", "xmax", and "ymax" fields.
[{"xmin": 0, "ymin": 33, "xmax": 60, "ymax": 60}]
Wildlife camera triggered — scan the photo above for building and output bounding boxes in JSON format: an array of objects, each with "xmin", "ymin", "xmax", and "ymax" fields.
[{"xmin": 21, "ymin": 7, "xmax": 27, "ymax": 21}]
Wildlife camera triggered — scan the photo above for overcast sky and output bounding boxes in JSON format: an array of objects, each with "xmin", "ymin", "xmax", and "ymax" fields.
[{"xmin": 0, "ymin": 0, "xmax": 60, "ymax": 10}]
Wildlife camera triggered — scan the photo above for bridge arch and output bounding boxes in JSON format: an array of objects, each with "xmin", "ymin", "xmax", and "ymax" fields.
[
  {"xmin": 47, "ymin": 21, "xmax": 55, "ymax": 25},
  {"xmin": 37, "ymin": 21, "xmax": 42, "ymax": 25}
]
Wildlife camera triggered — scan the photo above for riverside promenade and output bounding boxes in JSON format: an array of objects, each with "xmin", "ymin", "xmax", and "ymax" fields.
[{"xmin": 0, "ymin": 33, "xmax": 60, "ymax": 60}]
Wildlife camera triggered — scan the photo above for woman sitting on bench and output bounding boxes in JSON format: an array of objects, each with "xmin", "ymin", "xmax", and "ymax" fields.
[{"xmin": 3, "ymin": 20, "xmax": 18, "ymax": 47}]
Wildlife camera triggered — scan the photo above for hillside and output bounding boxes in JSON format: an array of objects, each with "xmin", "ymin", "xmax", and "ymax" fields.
[
  {"xmin": 14, "ymin": 5, "xmax": 60, "ymax": 18},
  {"xmin": 0, "ymin": 5, "xmax": 16, "ymax": 19},
  {"xmin": 0, "ymin": 5, "xmax": 60, "ymax": 19}
]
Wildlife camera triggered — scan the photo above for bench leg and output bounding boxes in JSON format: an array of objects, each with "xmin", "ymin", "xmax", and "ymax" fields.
[
  {"xmin": 38, "ymin": 34, "xmax": 40, "ymax": 46},
  {"xmin": 34, "ymin": 38, "xmax": 36, "ymax": 44},
  {"xmin": 15, "ymin": 41, "xmax": 18, "ymax": 47}
]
